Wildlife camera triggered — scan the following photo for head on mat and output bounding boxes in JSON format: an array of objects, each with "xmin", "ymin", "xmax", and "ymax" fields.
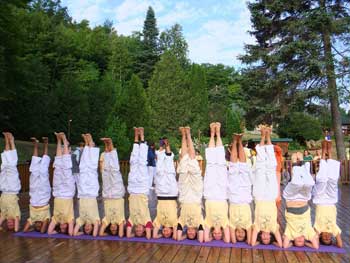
[
  {"xmin": 257, "ymin": 231, "xmax": 276, "ymax": 245},
  {"xmin": 134, "ymin": 224, "xmax": 146, "ymax": 237},
  {"xmin": 293, "ymin": 235, "xmax": 306, "ymax": 247},
  {"xmin": 6, "ymin": 218, "xmax": 15, "ymax": 231},
  {"xmin": 235, "ymin": 228, "xmax": 247, "ymax": 242},
  {"xmin": 211, "ymin": 226, "xmax": 223, "ymax": 241},
  {"xmin": 186, "ymin": 227, "xmax": 198, "ymax": 240},
  {"xmin": 161, "ymin": 226, "xmax": 173, "ymax": 238},
  {"xmin": 34, "ymin": 221, "xmax": 43, "ymax": 232},
  {"xmin": 83, "ymin": 223, "xmax": 93, "ymax": 235},
  {"xmin": 108, "ymin": 223, "xmax": 119, "ymax": 236},
  {"xmin": 319, "ymin": 232, "xmax": 333, "ymax": 246},
  {"xmin": 59, "ymin": 223, "xmax": 68, "ymax": 234}
]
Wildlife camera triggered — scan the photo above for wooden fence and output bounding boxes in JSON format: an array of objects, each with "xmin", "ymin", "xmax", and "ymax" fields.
[{"xmin": 16, "ymin": 159, "xmax": 349, "ymax": 192}]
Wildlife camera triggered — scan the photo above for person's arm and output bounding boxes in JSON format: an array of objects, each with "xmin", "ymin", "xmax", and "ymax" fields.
[
  {"xmin": 230, "ymin": 227, "xmax": 237, "ymax": 244},
  {"xmin": 126, "ymin": 226, "xmax": 134, "ymax": 238},
  {"xmin": 23, "ymin": 221, "xmax": 32, "ymax": 232},
  {"xmin": 336, "ymin": 233, "xmax": 343, "ymax": 248},
  {"xmin": 47, "ymin": 220, "xmax": 57, "ymax": 234},
  {"xmin": 14, "ymin": 216, "xmax": 20, "ymax": 232},
  {"xmin": 246, "ymin": 227, "xmax": 252, "ymax": 245},
  {"xmin": 307, "ymin": 234, "xmax": 319, "ymax": 249},
  {"xmin": 176, "ymin": 230, "xmax": 184, "ymax": 241},
  {"xmin": 274, "ymin": 230, "xmax": 283, "ymax": 248},
  {"xmin": 198, "ymin": 230, "xmax": 204, "ymax": 243},
  {"xmin": 41, "ymin": 219, "xmax": 49, "ymax": 233},
  {"xmin": 99, "ymin": 222, "xmax": 107, "ymax": 236},
  {"xmin": 145, "ymin": 226, "xmax": 152, "ymax": 240},
  {"xmin": 204, "ymin": 227, "xmax": 211, "ymax": 242},
  {"xmin": 152, "ymin": 226, "xmax": 162, "ymax": 239},
  {"xmin": 251, "ymin": 227, "xmax": 259, "ymax": 246},
  {"xmin": 0, "ymin": 216, "xmax": 4, "ymax": 231},
  {"xmin": 283, "ymin": 235, "xmax": 292, "ymax": 248},
  {"xmin": 92, "ymin": 221, "xmax": 99, "ymax": 237},
  {"xmin": 172, "ymin": 227, "xmax": 177, "ymax": 240},
  {"xmin": 73, "ymin": 222, "xmax": 80, "ymax": 236},
  {"xmin": 223, "ymin": 226, "xmax": 230, "ymax": 243},
  {"xmin": 118, "ymin": 222, "xmax": 124, "ymax": 238}
]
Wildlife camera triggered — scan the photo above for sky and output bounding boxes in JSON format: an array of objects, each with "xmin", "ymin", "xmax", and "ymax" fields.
[{"xmin": 60, "ymin": 0, "xmax": 256, "ymax": 68}]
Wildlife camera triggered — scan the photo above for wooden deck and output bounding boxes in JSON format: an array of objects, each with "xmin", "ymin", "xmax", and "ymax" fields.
[{"xmin": 0, "ymin": 185, "xmax": 349, "ymax": 262}]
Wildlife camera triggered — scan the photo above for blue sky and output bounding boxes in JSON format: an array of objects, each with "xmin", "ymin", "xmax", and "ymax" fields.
[{"xmin": 61, "ymin": 0, "xmax": 255, "ymax": 68}]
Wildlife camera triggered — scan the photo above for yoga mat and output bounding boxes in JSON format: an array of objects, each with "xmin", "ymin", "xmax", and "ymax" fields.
[{"xmin": 14, "ymin": 232, "xmax": 346, "ymax": 254}]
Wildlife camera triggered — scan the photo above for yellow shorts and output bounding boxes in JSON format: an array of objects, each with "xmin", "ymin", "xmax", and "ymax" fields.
[
  {"xmin": 52, "ymin": 198, "xmax": 74, "ymax": 224},
  {"xmin": 102, "ymin": 198, "xmax": 125, "ymax": 226},
  {"xmin": 0, "ymin": 194, "xmax": 20, "ymax": 219},
  {"xmin": 204, "ymin": 200, "xmax": 229, "ymax": 228},
  {"xmin": 76, "ymin": 198, "xmax": 100, "ymax": 226},
  {"xmin": 229, "ymin": 203, "xmax": 252, "ymax": 230},
  {"xmin": 153, "ymin": 200, "xmax": 178, "ymax": 228},
  {"xmin": 178, "ymin": 203, "xmax": 203, "ymax": 228},
  {"xmin": 27, "ymin": 204, "xmax": 50, "ymax": 224},
  {"xmin": 128, "ymin": 194, "xmax": 151, "ymax": 226}
]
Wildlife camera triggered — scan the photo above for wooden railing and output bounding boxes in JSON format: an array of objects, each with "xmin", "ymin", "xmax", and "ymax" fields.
[{"xmin": 16, "ymin": 159, "xmax": 349, "ymax": 192}]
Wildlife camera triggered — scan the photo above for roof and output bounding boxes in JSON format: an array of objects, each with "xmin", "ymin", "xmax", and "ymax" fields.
[{"xmin": 251, "ymin": 138, "xmax": 293, "ymax": 142}]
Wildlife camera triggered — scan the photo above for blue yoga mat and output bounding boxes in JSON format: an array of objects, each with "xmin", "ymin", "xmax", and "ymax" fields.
[{"xmin": 13, "ymin": 232, "xmax": 346, "ymax": 253}]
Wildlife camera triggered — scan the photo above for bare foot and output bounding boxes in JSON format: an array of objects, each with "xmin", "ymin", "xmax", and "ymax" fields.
[
  {"xmin": 184, "ymin": 126, "xmax": 191, "ymax": 135},
  {"xmin": 215, "ymin": 122, "xmax": 221, "ymax": 135},
  {"xmin": 179, "ymin": 127, "xmax": 185, "ymax": 134},
  {"xmin": 291, "ymin": 153, "xmax": 298, "ymax": 164},
  {"xmin": 54, "ymin": 132, "xmax": 61, "ymax": 140},
  {"xmin": 209, "ymin": 123, "xmax": 216, "ymax": 136},
  {"xmin": 30, "ymin": 137, "xmax": 39, "ymax": 144},
  {"xmin": 42, "ymin": 137, "xmax": 48, "ymax": 144},
  {"xmin": 234, "ymin": 133, "xmax": 243, "ymax": 142},
  {"xmin": 296, "ymin": 152, "xmax": 303, "ymax": 162}
]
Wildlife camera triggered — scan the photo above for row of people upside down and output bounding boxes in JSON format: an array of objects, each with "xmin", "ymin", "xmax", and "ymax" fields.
[{"xmin": 0, "ymin": 124, "xmax": 342, "ymax": 249}]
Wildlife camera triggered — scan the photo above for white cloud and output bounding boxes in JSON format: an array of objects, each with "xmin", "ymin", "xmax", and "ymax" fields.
[
  {"xmin": 63, "ymin": 0, "xmax": 108, "ymax": 25},
  {"xmin": 114, "ymin": 0, "xmax": 165, "ymax": 21},
  {"xmin": 187, "ymin": 6, "xmax": 254, "ymax": 67}
]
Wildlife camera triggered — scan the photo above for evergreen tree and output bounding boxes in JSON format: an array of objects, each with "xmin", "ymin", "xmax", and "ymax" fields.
[
  {"xmin": 241, "ymin": 0, "xmax": 349, "ymax": 159},
  {"xmin": 148, "ymin": 52, "xmax": 189, "ymax": 137},
  {"xmin": 159, "ymin": 24, "xmax": 189, "ymax": 67},
  {"xmin": 124, "ymin": 74, "xmax": 151, "ymax": 135},
  {"xmin": 138, "ymin": 6, "xmax": 159, "ymax": 87},
  {"xmin": 187, "ymin": 64, "xmax": 208, "ymax": 133}
]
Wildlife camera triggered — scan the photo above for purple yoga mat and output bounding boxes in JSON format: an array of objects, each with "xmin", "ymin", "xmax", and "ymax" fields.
[{"xmin": 13, "ymin": 232, "xmax": 346, "ymax": 254}]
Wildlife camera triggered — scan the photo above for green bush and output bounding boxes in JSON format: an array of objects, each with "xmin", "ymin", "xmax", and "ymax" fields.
[{"xmin": 277, "ymin": 112, "xmax": 322, "ymax": 144}]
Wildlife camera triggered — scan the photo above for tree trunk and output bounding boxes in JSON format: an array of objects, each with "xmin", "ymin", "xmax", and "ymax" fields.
[{"xmin": 320, "ymin": 0, "xmax": 346, "ymax": 160}]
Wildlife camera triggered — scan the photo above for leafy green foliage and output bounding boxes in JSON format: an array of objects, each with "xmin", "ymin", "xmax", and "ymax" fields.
[{"xmin": 277, "ymin": 112, "xmax": 322, "ymax": 143}]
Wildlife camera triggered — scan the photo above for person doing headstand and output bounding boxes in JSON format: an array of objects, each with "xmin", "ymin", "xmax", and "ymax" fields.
[
  {"xmin": 177, "ymin": 126, "xmax": 204, "ymax": 243},
  {"xmin": 23, "ymin": 137, "xmax": 51, "ymax": 233},
  {"xmin": 203, "ymin": 122, "xmax": 230, "ymax": 243},
  {"xmin": 228, "ymin": 133, "xmax": 253, "ymax": 245},
  {"xmin": 99, "ymin": 138, "xmax": 126, "ymax": 237},
  {"xmin": 251, "ymin": 126, "xmax": 283, "ymax": 247},
  {"xmin": 0, "ymin": 132, "xmax": 21, "ymax": 232},
  {"xmin": 126, "ymin": 127, "xmax": 152, "ymax": 239}
]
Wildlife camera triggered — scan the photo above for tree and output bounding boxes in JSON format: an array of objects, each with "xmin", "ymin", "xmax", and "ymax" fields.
[
  {"xmin": 159, "ymin": 23, "xmax": 189, "ymax": 67},
  {"xmin": 123, "ymin": 74, "xmax": 150, "ymax": 135},
  {"xmin": 138, "ymin": 6, "xmax": 159, "ymax": 87},
  {"xmin": 148, "ymin": 52, "xmax": 189, "ymax": 138},
  {"xmin": 187, "ymin": 64, "xmax": 208, "ymax": 133},
  {"xmin": 240, "ymin": 0, "xmax": 349, "ymax": 159},
  {"xmin": 277, "ymin": 112, "xmax": 322, "ymax": 144}
]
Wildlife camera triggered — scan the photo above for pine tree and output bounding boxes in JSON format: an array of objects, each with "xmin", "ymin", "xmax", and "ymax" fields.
[
  {"xmin": 139, "ymin": 6, "xmax": 159, "ymax": 87},
  {"xmin": 159, "ymin": 23, "xmax": 189, "ymax": 67},
  {"xmin": 187, "ymin": 64, "xmax": 208, "ymax": 133},
  {"xmin": 148, "ymin": 52, "xmax": 189, "ymax": 137},
  {"xmin": 241, "ymin": 0, "xmax": 349, "ymax": 159}
]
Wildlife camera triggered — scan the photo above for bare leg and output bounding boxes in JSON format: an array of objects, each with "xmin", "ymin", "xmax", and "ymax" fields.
[
  {"xmin": 82, "ymin": 133, "xmax": 88, "ymax": 146},
  {"xmin": 327, "ymin": 141, "xmax": 332, "ymax": 159},
  {"xmin": 259, "ymin": 126, "xmax": 265, "ymax": 146},
  {"xmin": 8, "ymin": 132, "xmax": 15, "ymax": 150},
  {"xmin": 55, "ymin": 132, "xmax": 62, "ymax": 156},
  {"xmin": 85, "ymin": 133, "xmax": 94, "ymax": 147},
  {"xmin": 42, "ymin": 137, "xmax": 48, "ymax": 156},
  {"xmin": 164, "ymin": 138, "xmax": 171, "ymax": 154},
  {"xmin": 139, "ymin": 127, "xmax": 144, "ymax": 142},
  {"xmin": 266, "ymin": 126, "xmax": 272, "ymax": 145},
  {"xmin": 237, "ymin": 135, "xmax": 246, "ymax": 163},
  {"xmin": 134, "ymin": 127, "xmax": 139, "ymax": 143},
  {"xmin": 61, "ymin": 133, "xmax": 69, "ymax": 155},
  {"xmin": 321, "ymin": 140, "xmax": 327, "ymax": 160},
  {"xmin": 3, "ymin": 132, "xmax": 10, "ymax": 151},
  {"xmin": 101, "ymin": 138, "xmax": 109, "ymax": 152},
  {"xmin": 215, "ymin": 122, "xmax": 223, "ymax": 147},
  {"xmin": 107, "ymin": 138, "xmax": 114, "ymax": 152},
  {"xmin": 230, "ymin": 135, "xmax": 238, "ymax": 163},
  {"xmin": 185, "ymin": 127, "xmax": 195, "ymax": 159},
  {"xmin": 179, "ymin": 127, "xmax": 188, "ymax": 158},
  {"xmin": 31, "ymin": 137, "xmax": 39, "ymax": 157},
  {"xmin": 208, "ymin": 123, "xmax": 216, "ymax": 148}
]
